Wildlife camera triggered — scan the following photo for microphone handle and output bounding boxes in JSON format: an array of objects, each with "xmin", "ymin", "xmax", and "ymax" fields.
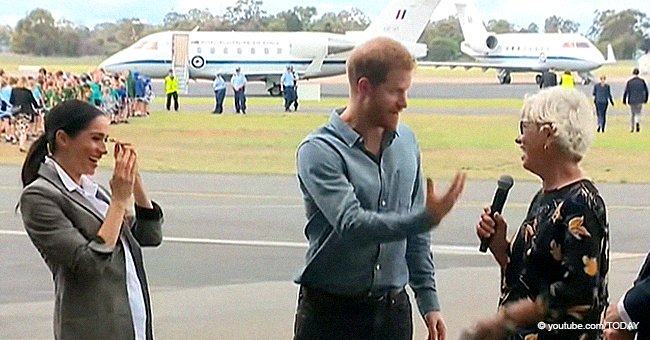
[{"xmin": 479, "ymin": 189, "xmax": 508, "ymax": 252}]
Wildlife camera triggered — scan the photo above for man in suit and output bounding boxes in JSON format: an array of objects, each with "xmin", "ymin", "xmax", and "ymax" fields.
[
  {"xmin": 539, "ymin": 69, "xmax": 557, "ymax": 89},
  {"xmin": 603, "ymin": 252, "xmax": 650, "ymax": 339},
  {"xmin": 622, "ymin": 68, "xmax": 649, "ymax": 132}
]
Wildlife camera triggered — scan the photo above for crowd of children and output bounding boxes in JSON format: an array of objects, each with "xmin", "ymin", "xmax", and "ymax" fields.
[{"xmin": 0, "ymin": 67, "xmax": 154, "ymax": 152}]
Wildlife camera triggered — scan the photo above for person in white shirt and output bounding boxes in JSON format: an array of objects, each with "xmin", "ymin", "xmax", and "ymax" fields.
[{"xmin": 212, "ymin": 73, "xmax": 227, "ymax": 114}]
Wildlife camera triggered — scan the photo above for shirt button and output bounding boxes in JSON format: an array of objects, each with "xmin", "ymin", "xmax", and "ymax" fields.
[
  {"xmin": 381, "ymin": 200, "xmax": 387, "ymax": 207},
  {"xmin": 375, "ymin": 264, "xmax": 381, "ymax": 271}
]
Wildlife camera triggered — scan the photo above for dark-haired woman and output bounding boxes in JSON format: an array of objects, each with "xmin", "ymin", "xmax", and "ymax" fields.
[{"xmin": 19, "ymin": 99, "xmax": 164, "ymax": 340}]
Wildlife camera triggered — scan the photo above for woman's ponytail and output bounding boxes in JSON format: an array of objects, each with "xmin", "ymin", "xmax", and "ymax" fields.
[{"xmin": 21, "ymin": 134, "xmax": 49, "ymax": 187}]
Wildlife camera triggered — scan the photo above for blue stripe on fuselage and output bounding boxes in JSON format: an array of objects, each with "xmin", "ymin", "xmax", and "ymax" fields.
[
  {"xmin": 477, "ymin": 55, "xmax": 587, "ymax": 62},
  {"xmin": 103, "ymin": 59, "xmax": 346, "ymax": 67}
]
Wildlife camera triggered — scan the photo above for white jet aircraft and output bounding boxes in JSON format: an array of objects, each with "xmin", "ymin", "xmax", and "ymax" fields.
[
  {"xmin": 639, "ymin": 52, "xmax": 650, "ymax": 75},
  {"xmin": 420, "ymin": 2, "xmax": 616, "ymax": 85},
  {"xmin": 99, "ymin": 0, "xmax": 440, "ymax": 96}
]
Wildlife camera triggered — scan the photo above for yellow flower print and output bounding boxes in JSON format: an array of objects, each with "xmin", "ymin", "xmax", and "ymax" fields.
[
  {"xmin": 524, "ymin": 218, "xmax": 538, "ymax": 242},
  {"xmin": 568, "ymin": 216, "xmax": 591, "ymax": 240},
  {"xmin": 550, "ymin": 240, "xmax": 562, "ymax": 261},
  {"xmin": 552, "ymin": 201, "xmax": 564, "ymax": 223},
  {"xmin": 583, "ymin": 256, "xmax": 598, "ymax": 277},
  {"xmin": 524, "ymin": 334, "xmax": 538, "ymax": 340}
]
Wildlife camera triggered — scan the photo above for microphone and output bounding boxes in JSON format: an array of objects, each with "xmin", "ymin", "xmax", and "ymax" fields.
[{"xmin": 479, "ymin": 175, "xmax": 514, "ymax": 253}]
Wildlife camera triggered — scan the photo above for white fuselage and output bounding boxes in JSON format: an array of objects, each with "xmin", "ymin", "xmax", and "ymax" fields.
[
  {"xmin": 462, "ymin": 33, "xmax": 606, "ymax": 73},
  {"xmin": 100, "ymin": 31, "xmax": 348, "ymax": 80},
  {"xmin": 99, "ymin": 31, "xmax": 426, "ymax": 82}
]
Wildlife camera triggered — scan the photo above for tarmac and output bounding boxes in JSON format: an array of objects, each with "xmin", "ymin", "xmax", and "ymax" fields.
[
  {"xmin": 1, "ymin": 76, "xmax": 648, "ymax": 339},
  {"xmin": 1, "ymin": 166, "xmax": 648, "ymax": 339}
]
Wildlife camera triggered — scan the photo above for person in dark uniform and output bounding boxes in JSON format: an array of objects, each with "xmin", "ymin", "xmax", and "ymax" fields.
[
  {"xmin": 539, "ymin": 69, "xmax": 557, "ymax": 89},
  {"xmin": 622, "ymin": 68, "xmax": 649, "ymax": 132},
  {"xmin": 593, "ymin": 75, "xmax": 614, "ymax": 133}
]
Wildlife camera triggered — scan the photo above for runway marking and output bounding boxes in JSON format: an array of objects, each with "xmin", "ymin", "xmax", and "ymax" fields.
[
  {"xmin": 149, "ymin": 190, "xmax": 300, "ymax": 200},
  {"xmin": 2, "ymin": 185, "xmax": 650, "ymax": 211},
  {"xmin": 163, "ymin": 204, "xmax": 302, "ymax": 209},
  {"xmin": 1, "ymin": 230, "xmax": 644, "ymax": 259}
]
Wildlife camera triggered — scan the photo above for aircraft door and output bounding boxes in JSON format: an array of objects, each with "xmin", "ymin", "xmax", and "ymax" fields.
[
  {"xmin": 172, "ymin": 34, "xmax": 190, "ymax": 93},
  {"xmin": 172, "ymin": 34, "xmax": 189, "ymax": 68}
]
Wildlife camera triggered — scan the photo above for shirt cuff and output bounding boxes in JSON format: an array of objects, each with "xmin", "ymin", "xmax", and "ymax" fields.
[
  {"xmin": 415, "ymin": 288, "xmax": 441, "ymax": 316},
  {"xmin": 617, "ymin": 293, "xmax": 633, "ymax": 323},
  {"xmin": 134, "ymin": 201, "xmax": 163, "ymax": 220}
]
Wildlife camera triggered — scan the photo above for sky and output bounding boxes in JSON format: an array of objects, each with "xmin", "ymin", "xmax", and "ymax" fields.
[{"xmin": 0, "ymin": 0, "xmax": 648, "ymax": 35}]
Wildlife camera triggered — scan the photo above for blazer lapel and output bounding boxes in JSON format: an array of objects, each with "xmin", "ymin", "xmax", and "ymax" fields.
[
  {"xmin": 636, "ymin": 252, "xmax": 650, "ymax": 283},
  {"xmin": 37, "ymin": 163, "xmax": 106, "ymax": 223}
]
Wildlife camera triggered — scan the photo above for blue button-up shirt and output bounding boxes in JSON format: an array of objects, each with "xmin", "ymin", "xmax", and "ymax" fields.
[
  {"xmin": 295, "ymin": 109, "xmax": 440, "ymax": 315},
  {"xmin": 281, "ymin": 70, "xmax": 295, "ymax": 87},
  {"xmin": 213, "ymin": 75, "xmax": 226, "ymax": 91},
  {"xmin": 231, "ymin": 72, "xmax": 247, "ymax": 90}
]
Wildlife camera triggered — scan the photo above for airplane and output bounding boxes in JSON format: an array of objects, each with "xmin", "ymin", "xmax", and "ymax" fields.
[
  {"xmin": 419, "ymin": 1, "xmax": 616, "ymax": 85},
  {"xmin": 99, "ymin": 0, "xmax": 440, "ymax": 96},
  {"xmin": 639, "ymin": 52, "xmax": 650, "ymax": 75}
]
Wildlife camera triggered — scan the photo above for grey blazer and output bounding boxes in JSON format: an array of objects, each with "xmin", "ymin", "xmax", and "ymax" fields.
[{"xmin": 20, "ymin": 162, "xmax": 164, "ymax": 340}]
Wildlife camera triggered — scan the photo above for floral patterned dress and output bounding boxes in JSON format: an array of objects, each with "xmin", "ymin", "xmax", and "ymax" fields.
[{"xmin": 500, "ymin": 179, "xmax": 609, "ymax": 340}]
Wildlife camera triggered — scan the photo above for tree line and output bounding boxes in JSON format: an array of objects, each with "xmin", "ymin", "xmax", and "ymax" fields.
[{"xmin": 0, "ymin": 0, "xmax": 648, "ymax": 60}]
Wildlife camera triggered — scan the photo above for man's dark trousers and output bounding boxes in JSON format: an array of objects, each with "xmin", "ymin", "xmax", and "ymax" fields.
[{"xmin": 293, "ymin": 286, "xmax": 412, "ymax": 340}]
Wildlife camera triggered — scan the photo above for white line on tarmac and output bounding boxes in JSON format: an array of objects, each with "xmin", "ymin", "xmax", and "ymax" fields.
[
  {"xmin": 3, "ymin": 185, "xmax": 650, "ymax": 211},
  {"xmin": 1, "ymin": 230, "xmax": 645, "ymax": 259},
  {"xmin": 163, "ymin": 204, "xmax": 302, "ymax": 209}
]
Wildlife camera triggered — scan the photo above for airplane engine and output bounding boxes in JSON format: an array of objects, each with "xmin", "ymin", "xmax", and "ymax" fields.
[{"xmin": 465, "ymin": 34, "xmax": 499, "ymax": 54}]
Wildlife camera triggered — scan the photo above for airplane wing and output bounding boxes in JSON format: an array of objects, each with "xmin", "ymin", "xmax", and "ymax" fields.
[{"xmin": 417, "ymin": 60, "xmax": 539, "ymax": 73}]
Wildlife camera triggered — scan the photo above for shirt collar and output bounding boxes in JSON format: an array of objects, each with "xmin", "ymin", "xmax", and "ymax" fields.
[
  {"xmin": 44, "ymin": 156, "xmax": 99, "ymax": 197},
  {"xmin": 329, "ymin": 108, "xmax": 399, "ymax": 148}
]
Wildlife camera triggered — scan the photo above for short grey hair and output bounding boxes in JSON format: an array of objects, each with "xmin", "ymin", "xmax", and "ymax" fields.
[{"xmin": 521, "ymin": 87, "xmax": 595, "ymax": 161}]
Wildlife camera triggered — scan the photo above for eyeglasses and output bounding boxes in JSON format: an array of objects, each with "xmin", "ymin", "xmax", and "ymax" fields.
[{"xmin": 519, "ymin": 121, "xmax": 553, "ymax": 135}]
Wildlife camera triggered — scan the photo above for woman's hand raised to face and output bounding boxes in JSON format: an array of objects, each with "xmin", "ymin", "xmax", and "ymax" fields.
[{"xmin": 109, "ymin": 141, "xmax": 137, "ymax": 204}]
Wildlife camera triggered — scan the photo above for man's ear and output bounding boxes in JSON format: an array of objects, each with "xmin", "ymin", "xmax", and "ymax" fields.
[{"xmin": 357, "ymin": 77, "xmax": 372, "ymax": 96}]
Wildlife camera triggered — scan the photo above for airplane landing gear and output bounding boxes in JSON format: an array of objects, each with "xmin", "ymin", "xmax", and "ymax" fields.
[
  {"xmin": 535, "ymin": 74, "xmax": 542, "ymax": 85},
  {"xmin": 268, "ymin": 84, "xmax": 282, "ymax": 97},
  {"xmin": 578, "ymin": 72, "xmax": 593, "ymax": 85},
  {"xmin": 498, "ymin": 70, "xmax": 512, "ymax": 84}
]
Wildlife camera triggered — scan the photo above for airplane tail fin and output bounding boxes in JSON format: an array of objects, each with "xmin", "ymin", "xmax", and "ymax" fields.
[
  {"xmin": 362, "ymin": 0, "xmax": 443, "ymax": 42},
  {"xmin": 605, "ymin": 43, "xmax": 617, "ymax": 64},
  {"xmin": 455, "ymin": 2, "xmax": 489, "ymax": 44}
]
